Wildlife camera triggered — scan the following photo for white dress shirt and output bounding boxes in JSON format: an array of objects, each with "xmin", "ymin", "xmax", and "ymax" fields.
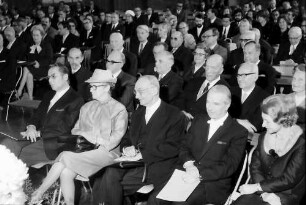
[
  {"xmin": 207, "ymin": 112, "xmax": 228, "ymax": 141},
  {"xmin": 48, "ymin": 86, "xmax": 70, "ymax": 111},
  {"xmin": 145, "ymin": 98, "xmax": 161, "ymax": 123}
]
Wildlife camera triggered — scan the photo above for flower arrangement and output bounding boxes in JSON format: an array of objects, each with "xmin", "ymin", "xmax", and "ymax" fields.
[{"xmin": 0, "ymin": 145, "xmax": 29, "ymax": 204}]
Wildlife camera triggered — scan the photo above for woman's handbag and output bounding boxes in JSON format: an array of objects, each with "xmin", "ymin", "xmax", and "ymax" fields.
[{"xmin": 75, "ymin": 136, "xmax": 99, "ymax": 153}]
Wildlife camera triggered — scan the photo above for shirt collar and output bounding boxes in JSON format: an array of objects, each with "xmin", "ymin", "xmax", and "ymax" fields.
[
  {"xmin": 113, "ymin": 70, "xmax": 122, "ymax": 78},
  {"xmin": 242, "ymin": 84, "xmax": 255, "ymax": 96},
  {"xmin": 205, "ymin": 75, "xmax": 221, "ymax": 87},
  {"xmin": 71, "ymin": 65, "xmax": 82, "ymax": 74},
  {"xmin": 55, "ymin": 86, "xmax": 70, "ymax": 98},
  {"xmin": 146, "ymin": 98, "xmax": 161, "ymax": 113},
  {"xmin": 208, "ymin": 112, "xmax": 228, "ymax": 125}
]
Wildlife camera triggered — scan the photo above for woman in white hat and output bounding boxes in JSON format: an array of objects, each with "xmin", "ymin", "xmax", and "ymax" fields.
[{"xmin": 30, "ymin": 70, "xmax": 128, "ymax": 205}]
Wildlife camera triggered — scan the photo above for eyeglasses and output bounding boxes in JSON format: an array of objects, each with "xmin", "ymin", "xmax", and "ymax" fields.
[
  {"xmin": 171, "ymin": 37, "xmax": 179, "ymax": 40},
  {"xmin": 105, "ymin": 59, "xmax": 122, "ymax": 64},
  {"xmin": 289, "ymin": 36, "xmax": 300, "ymax": 40},
  {"xmin": 193, "ymin": 52, "xmax": 206, "ymax": 56},
  {"xmin": 236, "ymin": 72, "xmax": 256, "ymax": 78},
  {"xmin": 89, "ymin": 84, "xmax": 107, "ymax": 90},
  {"xmin": 178, "ymin": 27, "xmax": 186, "ymax": 30},
  {"xmin": 202, "ymin": 35, "xmax": 215, "ymax": 39},
  {"xmin": 239, "ymin": 38, "xmax": 251, "ymax": 42},
  {"xmin": 134, "ymin": 87, "xmax": 153, "ymax": 96}
]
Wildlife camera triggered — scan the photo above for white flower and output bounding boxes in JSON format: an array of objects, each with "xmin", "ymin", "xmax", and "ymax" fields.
[{"xmin": 0, "ymin": 145, "xmax": 29, "ymax": 205}]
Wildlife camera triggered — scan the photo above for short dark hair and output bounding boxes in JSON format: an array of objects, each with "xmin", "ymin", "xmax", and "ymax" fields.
[
  {"xmin": 50, "ymin": 63, "xmax": 70, "ymax": 76},
  {"xmin": 57, "ymin": 20, "xmax": 69, "ymax": 29},
  {"xmin": 195, "ymin": 13, "xmax": 204, "ymax": 19}
]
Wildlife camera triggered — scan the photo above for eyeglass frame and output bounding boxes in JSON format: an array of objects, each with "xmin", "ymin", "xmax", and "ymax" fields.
[
  {"xmin": 89, "ymin": 84, "xmax": 108, "ymax": 90},
  {"xmin": 236, "ymin": 72, "xmax": 256, "ymax": 78},
  {"xmin": 105, "ymin": 59, "xmax": 123, "ymax": 64},
  {"xmin": 202, "ymin": 35, "xmax": 216, "ymax": 39},
  {"xmin": 193, "ymin": 52, "xmax": 206, "ymax": 56}
]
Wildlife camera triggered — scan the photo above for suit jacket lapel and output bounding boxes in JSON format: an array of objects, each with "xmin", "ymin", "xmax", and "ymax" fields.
[
  {"xmin": 46, "ymin": 88, "xmax": 71, "ymax": 115},
  {"xmin": 199, "ymin": 116, "xmax": 231, "ymax": 159}
]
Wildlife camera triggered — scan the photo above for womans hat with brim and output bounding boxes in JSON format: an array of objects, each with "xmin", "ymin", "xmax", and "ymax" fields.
[{"xmin": 85, "ymin": 69, "xmax": 117, "ymax": 83}]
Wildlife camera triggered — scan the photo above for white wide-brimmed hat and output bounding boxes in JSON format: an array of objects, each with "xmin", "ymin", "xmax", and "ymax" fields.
[{"xmin": 85, "ymin": 69, "xmax": 117, "ymax": 83}]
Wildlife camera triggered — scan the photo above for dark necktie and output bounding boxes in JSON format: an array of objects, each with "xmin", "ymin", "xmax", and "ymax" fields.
[
  {"xmin": 203, "ymin": 82, "xmax": 210, "ymax": 94},
  {"xmin": 139, "ymin": 43, "xmax": 144, "ymax": 55},
  {"xmin": 222, "ymin": 27, "xmax": 226, "ymax": 39}
]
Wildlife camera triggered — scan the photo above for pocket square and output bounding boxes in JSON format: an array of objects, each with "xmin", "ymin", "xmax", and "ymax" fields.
[
  {"xmin": 217, "ymin": 141, "xmax": 227, "ymax": 145},
  {"xmin": 55, "ymin": 109, "xmax": 65, "ymax": 112}
]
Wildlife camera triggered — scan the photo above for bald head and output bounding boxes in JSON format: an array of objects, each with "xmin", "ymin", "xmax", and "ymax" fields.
[
  {"xmin": 4, "ymin": 26, "xmax": 16, "ymax": 42},
  {"xmin": 110, "ymin": 32, "xmax": 124, "ymax": 50},
  {"xmin": 206, "ymin": 85, "xmax": 231, "ymax": 119},
  {"xmin": 67, "ymin": 47, "xmax": 84, "ymax": 71},
  {"xmin": 289, "ymin": 27, "xmax": 302, "ymax": 46},
  {"xmin": 237, "ymin": 62, "xmax": 258, "ymax": 91},
  {"xmin": 240, "ymin": 31, "xmax": 255, "ymax": 48}
]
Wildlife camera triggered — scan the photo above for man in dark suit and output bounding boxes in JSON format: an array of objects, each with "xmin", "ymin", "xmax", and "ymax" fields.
[
  {"xmin": 67, "ymin": 48, "xmax": 92, "ymax": 102},
  {"xmin": 155, "ymin": 51, "xmax": 183, "ymax": 107},
  {"xmin": 53, "ymin": 21, "xmax": 79, "ymax": 55},
  {"xmin": 93, "ymin": 75, "xmax": 186, "ymax": 205},
  {"xmin": 145, "ymin": 7, "xmax": 158, "ymax": 27},
  {"xmin": 275, "ymin": 26, "xmax": 305, "ymax": 65},
  {"xmin": 207, "ymin": 8, "xmax": 222, "ymax": 29},
  {"xmin": 79, "ymin": 16, "xmax": 102, "ymax": 62},
  {"xmin": 133, "ymin": 7, "xmax": 148, "ymax": 27},
  {"xmin": 243, "ymin": 41, "xmax": 277, "ymax": 94},
  {"xmin": 1, "ymin": 64, "xmax": 84, "ymax": 165},
  {"xmin": 41, "ymin": 17, "xmax": 58, "ymax": 40},
  {"xmin": 219, "ymin": 14, "xmax": 239, "ymax": 41},
  {"xmin": 0, "ymin": 33, "xmax": 14, "ymax": 94},
  {"xmin": 13, "ymin": 17, "xmax": 32, "ymax": 47},
  {"xmin": 201, "ymin": 27, "xmax": 228, "ymax": 64},
  {"xmin": 105, "ymin": 12, "xmax": 125, "ymax": 39},
  {"xmin": 106, "ymin": 50, "xmax": 136, "ymax": 113},
  {"xmin": 170, "ymin": 31, "xmax": 193, "ymax": 76},
  {"xmin": 189, "ymin": 13, "xmax": 208, "ymax": 44},
  {"xmin": 130, "ymin": 25, "xmax": 155, "ymax": 74},
  {"xmin": 230, "ymin": 62, "xmax": 270, "ymax": 133},
  {"xmin": 109, "ymin": 32, "xmax": 138, "ymax": 76},
  {"xmin": 179, "ymin": 54, "xmax": 229, "ymax": 121},
  {"xmin": 3, "ymin": 27, "xmax": 26, "ymax": 93},
  {"xmin": 172, "ymin": 2, "xmax": 187, "ymax": 24},
  {"xmin": 225, "ymin": 31, "xmax": 255, "ymax": 75},
  {"xmin": 172, "ymin": 85, "xmax": 248, "ymax": 204}
]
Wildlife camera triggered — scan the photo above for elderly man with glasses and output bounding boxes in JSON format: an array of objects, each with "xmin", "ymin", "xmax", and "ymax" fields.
[
  {"xmin": 275, "ymin": 26, "xmax": 305, "ymax": 65},
  {"xmin": 229, "ymin": 62, "xmax": 270, "ymax": 134},
  {"xmin": 105, "ymin": 50, "xmax": 136, "ymax": 113},
  {"xmin": 93, "ymin": 75, "xmax": 186, "ymax": 205}
]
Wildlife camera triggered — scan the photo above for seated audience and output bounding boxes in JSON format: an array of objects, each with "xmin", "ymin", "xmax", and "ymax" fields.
[
  {"xmin": 30, "ymin": 69, "xmax": 128, "ymax": 205},
  {"xmin": 275, "ymin": 26, "xmax": 305, "ymax": 65},
  {"xmin": 156, "ymin": 22, "xmax": 171, "ymax": 45},
  {"xmin": 130, "ymin": 25, "xmax": 154, "ymax": 74},
  {"xmin": 124, "ymin": 10, "xmax": 136, "ymax": 41},
  {"xmin": 233, "ymin": 94, "xmax": 305, "ymax": 205},
  {"xmin": 252, "ymin": 28, "xmax": 274, "ymax": 65},
  {"xmin": 53, "ymin": 21, "xmax": 79, "ymax": 56},
  {"xmin": 178, "ymin": 22, "xmax": 196, "ymax": 50},
  {"xmin": 134, "ymin": 7, "xmax": 148, "ymax": 27},
  {"xmin": 189, "ymin": 13, "xmax": 208, "ymax": 44},
  {"xmin": 219, "ymin": 14, "xmax": 239, "ymax": 41},
  {"xmin": 243, "ymin": 41, "xmax": 277, "ymax": 94},
  {"xmin": 226, "ymin": 30, "xmax": 255, "ymax": 74},
  {"xmin": 170, "ymin": 31, "xmax": 193, "ymax": 76},
  {"xmin": 143, "ymin": 41, "xmax": 168, "ymax": 75},
  {"xmin": 231, "ymin": 18, "xmax": 252, "ymax": 49},
  {"xmin": 168, "ymin": 85, "xmax": 248, "ymax": 204},
  {"xmin": 180, "ymin": 54, "xmax": 229, "ymax": 121},
  {"xmin": 269, "ymin": 15, "xmax": 289, "ymax": 49},
  {"xmin": 0, "ymin": 33, "xmax": 14, "ymax": 94},
  {"xmin": 291, "ymin": 64, "xmax": 305, "ymax": 129},
  {"xmin": 109, "ymin": 32, "xmax": 138, "ymax": 76},
  {"xmin": 201, "ymin": 27, "xmax": 228, "ymax": 64},
  {"xmin": 67, "ymin": 47, "xmax": 92, "ymax": 102},
  {"xmin": 17, "ymin": 24, "xmax": 53, "ymax": 100},
  {"xmin": 230, "ymin": 62, "xmax": 270, "ymax": 133},
  {"xmin": 154, "ymin": 51, "xmax": 183, "ymax": 106},
  {"xmin": 105, "ymin": 50, "xmax": 136, "ymax": 113},
  {"xmin": 79, "ymin": 16, "xmax": 102, "ymax": 62},
  {"xmin": 93, "ymin": 75, "xmax": 186, "ymax": 205},
  {"xmin": 183, "ymin": 44, "xmax": 207, "ymax": 83},
  {"xmin": 2, "ymin": 64, "xmax": 84, "ymax": 165}
]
